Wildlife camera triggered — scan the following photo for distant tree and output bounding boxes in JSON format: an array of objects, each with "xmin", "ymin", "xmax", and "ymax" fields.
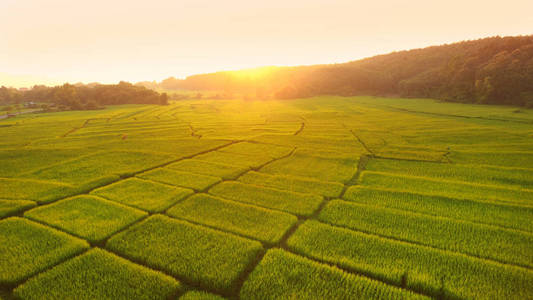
[
  {"xmin": 159, "ymin": 93, "xmax": 169, "ymax": 105},
  {"xmin": 84, "ymin": 100, "xmax": 99, "ymax": 110}
]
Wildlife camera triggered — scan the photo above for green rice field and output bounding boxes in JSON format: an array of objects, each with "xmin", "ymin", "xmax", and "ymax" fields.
[{"xmin": 1, "ymin": 96, "xmax": 532, "ymax": 299}]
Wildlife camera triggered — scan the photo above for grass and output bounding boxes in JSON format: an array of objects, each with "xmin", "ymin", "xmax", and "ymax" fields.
[
  {"xmin": 287, "ymin": 220, "xmax": 533, "ymax": 299},
  {"xmin": 167, "ymin": 159, "xmax": 249, "ymax": 180},
  {"xmin": 240, "ymin": 249, "xmax": 429, "ymax": 300},
  {"xmin": 91, "ymin": 178, "xmax": 194, "ymax": 213},
  {"xmin": 138, "ymin": 168, "xmax": 221, "ymax": 191},
  {"xmin": 238, "ymin": 171, "xmax": 344, "ymax": 198},
  {"xmin": 319, "ymin": 200, "xmax": 533, "ymax": 268},
  {"xmin": 24, "ymin": 195, "xmax": 147, "ymax": 243},
  {"xmin": 166, "ymin": 193, "xmax": 297, "ymax": 244},
  {"xmin": 209, "ymin": 181, "xmax": 323, "ymax": 217},
  {"xmin": 13, "ymin": 248, "xmax": 182, "ymax": 300},
  {"xmin": 343, "ymin": 186, "xmax": 533, "ymax": 233},
  {"xmin": 0, "ymin": 217, "xmax": 89, "ymax": 285},
  {"xmin": 106, "ymin": 215, "xmax": 263, "ymax": 294},
  {"xmin": 0, "ymin": 200, "xmax": 36, "ymax": 218}
]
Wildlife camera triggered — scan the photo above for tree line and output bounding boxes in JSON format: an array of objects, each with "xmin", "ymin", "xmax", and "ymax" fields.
[
  {"xmin": 145, "ymin": 35, "xmax": 533, "ymax": 107},
  {"xmin": 0, "ymin": 82, "xmax": 168, "ymax": 110}
]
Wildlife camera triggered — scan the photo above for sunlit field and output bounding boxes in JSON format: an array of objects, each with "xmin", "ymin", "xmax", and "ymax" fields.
[{"xmin": 1, "ymin": 96, "xmax": 533, "ymax": 299}]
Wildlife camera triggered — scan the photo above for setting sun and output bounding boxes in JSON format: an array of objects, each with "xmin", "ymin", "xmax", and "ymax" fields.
[
  {"xmin": 2, "ymin": 0, "xmax": 533, "ymax": 87},
  {"xmin": 1, "ymin": 1, "xmax": 533, "ymax": 299}
]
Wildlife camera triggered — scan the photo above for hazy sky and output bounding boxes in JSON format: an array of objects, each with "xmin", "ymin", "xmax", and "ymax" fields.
[{"xmin": 1, "ymin": 0, "xmax": 532, "ymax": 87}]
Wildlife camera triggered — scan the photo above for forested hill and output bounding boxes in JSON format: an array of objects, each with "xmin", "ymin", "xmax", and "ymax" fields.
[{"xmin": 153, "ymin": 35, "xmax": 533, "ymax": 106}]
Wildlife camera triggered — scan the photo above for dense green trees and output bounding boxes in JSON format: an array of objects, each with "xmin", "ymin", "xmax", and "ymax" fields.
[
  {"xmin": 153, "ymin": 35, "xmax": 533, "ymax": 106},
  {"xmin": 0, "ymin": 82, "xmax": 167, "ymax": 110}
]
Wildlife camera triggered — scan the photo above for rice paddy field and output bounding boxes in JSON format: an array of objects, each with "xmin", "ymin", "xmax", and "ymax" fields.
[{"xmin": 1, "ymin": 96, "xmax": 532, "ymax": 299}]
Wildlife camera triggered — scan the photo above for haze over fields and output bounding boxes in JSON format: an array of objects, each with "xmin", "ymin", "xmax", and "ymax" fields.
[
  {"xmin": 2, "ymin": 1, "xmax": 533, "ymax": 299},
  {"xmin": 2, "ymin": 0, "xmax": 533, "ymax": 86}
]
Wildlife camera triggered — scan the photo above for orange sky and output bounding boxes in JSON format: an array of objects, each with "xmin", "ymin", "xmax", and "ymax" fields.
[{"xmin": 1, "ymin": 0, "xmax": 532, "ymax": 87}]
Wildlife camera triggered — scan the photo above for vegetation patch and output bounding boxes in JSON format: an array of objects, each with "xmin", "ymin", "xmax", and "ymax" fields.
[
  {"xmin": 374, "ymin": 146, "xmax": 447, "ymax": 162},
  {"xmin": 239, "ymin": 171, "xmax": 344, "ymax": 198},
  {"xmin": 218, "ymin": 142, "xmax": 292, "ymax": 159},
  {"xmin": 194, "ymin": 151, "xmax": 273, "ymax": 169},
  {"xmin": 92, "ymin": 178, "xmax": 193, "ymax": 212},
  {"xmin": 449, "ymin": 151, "xmax": 533, "ymax": 169},
  {"xmin": 343, "ymin": 186, "xmax": 533, "ymax": 233},
  {"xmin": 319, "ymin": 200, "xmax": 533, "ymax": 268},
  {"xmin": 104, "ymin": 138, "xmax": 227, "ymax": 157},
  {"xmin": 25, "ymin": 195, "xmax": 147, "ymax": 243},
  {"xmin": 138, "ymin": 168, "xmax": 221, "ymax": 191},
  {"xmin": 106, "ymin": 215, "xmax": 263, "ymax": 294},
  {"xmin": 251, "ymin": 134, "xmax": 365, "ymax": 154},
  {"xmin": 179, "ymin": 291, "xmax": 227, "ymax": 300},
  {"xmin": 13, "ymin": 248, "xmax": 181, "ymax": 300},
  {"xmin": 0, "ymin": 178, "xmax": 77, "ymax": 203},
  {"xmin": 0, "ymin": 200, "xmax": 36, "ymax": 218},
  {"xmin": 209, "ymin": 181, "xmax": 323, "ymax": 217},
  {"xmin": 0, "ymin": 217, "xmax": 89, "ymax": 285},
  {"xmin": 0, "ymin": 149, "xmax": 84, "ymax": 177},
  {"xmin": 167, "ymin": 193, "xmax": 297, "ymax": 244},
  {"xmin": 26, "ymin": 151, "xmax": 174, "ymax": 185},
  {"xmin": 366, "ymin": 158, "xmax": 533, "ymax": 189},
  {"xmin": 240, "ymin": 249, "xmax": 428, "ymax": 300},
  {"xmin": 287, "ymin": 220, "xmax": 533, "ymax": 299},
  {"xmin": 359, "ymin": 171, "xmax": 533, "ymax": 206},
  {"xmin": 167, "ymin": 159, "xmax": 249, "ymax": 180},
  {"xmin": 261, "ymin": 149, "xmax": 358, "ymax": 183}
]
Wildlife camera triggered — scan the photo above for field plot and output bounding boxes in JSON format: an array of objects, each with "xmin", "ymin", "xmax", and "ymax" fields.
[
  {"xmin": 167, "ymin": 159, "xmax": 249, "ymax": 180},
  {"xmin": 0, "ymin": 200, "xmax": 36, "ymax": 218},
  {"xmin": 240, "ymin": 249, "xmax": 428, "ymax": 300},
  {"xmin": 0, "ymin": 177, "xmax": 78, "ymax": 203},
  {"xmin": 261, "ymin": 148, "xmax": 358, "ymax": 183},
  {"xmin": 209, "ymin": 181, "xmax": 323, "ymax": 216},
  {"xmin": 343, "ymin": 186, "xmax": 533, "ymax": 232},
  {"xmin": 25, "ymin": 151, "xmax": 175, "ymax": 185},
  {"xmin": 359, "ymin": 171, "xmax": 533, "ymax": 206},
  {"xmin": 138, "ymin": 168, "xmax": 221, "ymax": 191},
  {"xmin": 0, "ymin": 217, "xmax": 89, "ymax": 285},
  {"xmin": 24, "ymin": 195, "xmax": 147, "ymax": 243},
  {"xmin": 365, "ymin": 158, "xmax": 533, "ymax": 188},
  {"xmin": 1, "ymin": 96, "xmax": 533, "ymax": 299},
  {"xmin": 167, "ymin": 193, "xmax": 297, "ymax": 244},
  {"xmin": 194, "ymin": 150, "xmax": 273, "ymax": 169},
  {"xmin": 14, "ymin": 248, "xmax": 181, "ymax": 300},
  {"xmin": 287, "ymin": 220, "xmax": 533, "ymax": 300},
  {"xmin": 319, "ymin": 200, "xmax": 533, "ymax": 268},
  {"xmin": 218, "ymin": 141, "xmax": 292, "ymax": 159},
  {"xmin": 106, "ymin": 215, "xmax": 263, "ymax": 294},
  {"xmin": 238, "ymin": 171, "xmax": 344, "ymax": 198},
  {"xmin": 92, "ymin": 178, "xmax": 193, "ymax": 212},
  {"xmin": 179, "ymin": 291, "xmax": 227, "ymax": 300}
]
